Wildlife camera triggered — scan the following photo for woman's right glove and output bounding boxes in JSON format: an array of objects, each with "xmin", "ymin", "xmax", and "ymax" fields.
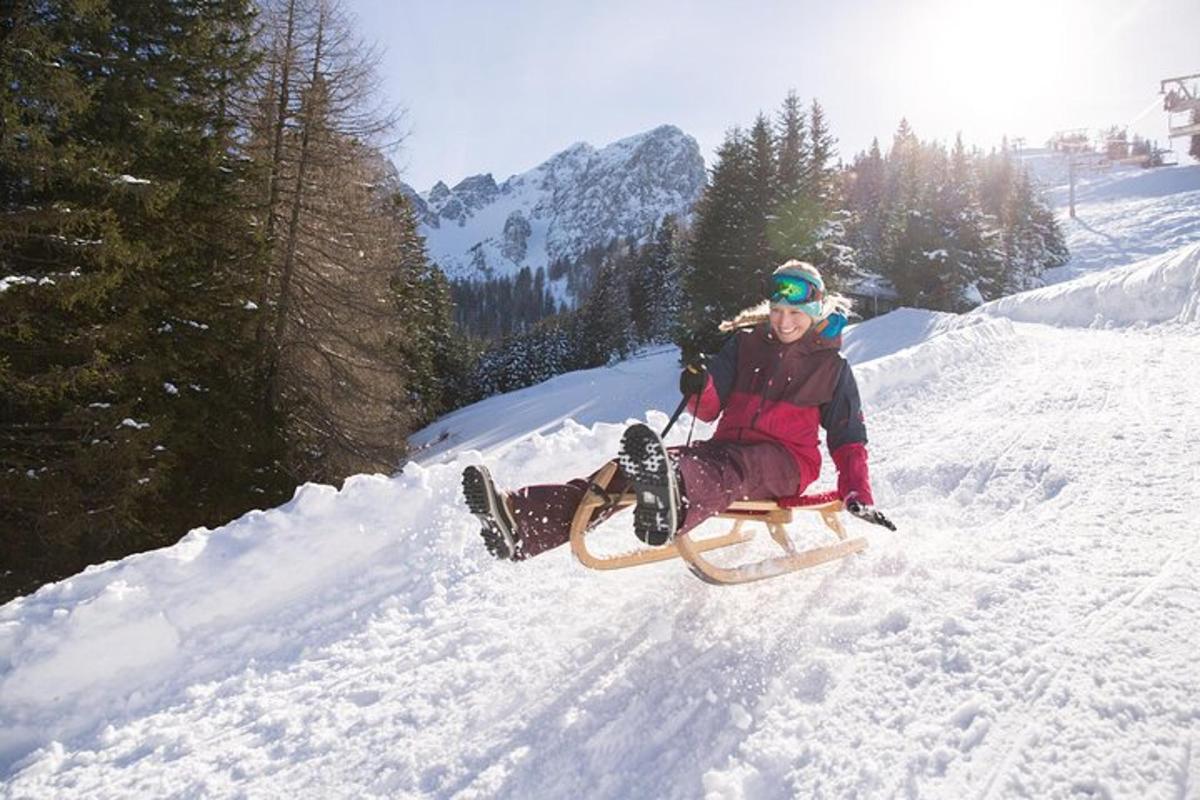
[
  {"xmin": 846, "ymin": 498, "xmax": 897, "ymax": 531},
  {"xmin": 679, "ymin": 358, "xmax": 708, "ymax": 396}
]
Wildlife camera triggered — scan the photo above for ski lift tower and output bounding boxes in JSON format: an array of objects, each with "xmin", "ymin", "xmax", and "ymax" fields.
[
  {"xmin": 1160, "ymin": 73, "xmax": 1200, "ymax": 139},
  {"xmin": 1051, "ymin": 128, "xmax": 1093, "ymax": 218}
]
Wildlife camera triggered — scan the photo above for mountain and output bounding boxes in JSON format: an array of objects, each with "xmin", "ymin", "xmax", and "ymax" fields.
[{"xmin": 401, "ymin": 125, "xmax": 706, "ymax": 287}]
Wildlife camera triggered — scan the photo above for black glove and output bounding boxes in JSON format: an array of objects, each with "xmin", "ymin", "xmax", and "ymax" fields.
[
  {"xmin": 846, "ymin": 499, "xmax": 897, "ymax": 531},
  {"xmin": 679, "ymin": 358, "xmax": 708, "ymax": 396}
]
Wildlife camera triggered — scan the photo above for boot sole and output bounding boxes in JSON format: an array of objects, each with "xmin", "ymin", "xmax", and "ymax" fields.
[
  {"xmin": 462, "ymin": 465, "xmax": 517, "ymax": 560},
  {"xmin": 618, "ymin": 423, "xmax": 677, "ymax": 546}
]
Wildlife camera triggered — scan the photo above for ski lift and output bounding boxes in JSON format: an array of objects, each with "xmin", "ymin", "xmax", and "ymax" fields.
[
  {"xmin": 1049, "ymin": 128, "xmax": 1092, "ymax": 153},
  {"xmin": 1160, "ymin": 73, "xmax": 1200, "ymax": 139}
]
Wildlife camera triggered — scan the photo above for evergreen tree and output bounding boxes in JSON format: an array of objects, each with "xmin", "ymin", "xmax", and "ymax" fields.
[
  {"xmin": 845, "ymin": 138, "xmax": 886, "ymax": 271},
  {"xmin": 861, "ymin": 122, "xmax": 1066, "ymax": 310},
  {"xmin": 774, "ymin": 91, "xmax": 809, "ymax": 202},
  {"xmin": 680, "ymin": 127, "xmax": 760, "ymax": 356},
  {"xmin": 748, "ymin": 114, "xmax": 777, "ymax": 271},
  {"xmin": 0, "ymin": 0, "xmax": 285, "ymax": 600},
  {"xmin": 935, "ymin": 134, "xmax": 998, "ymax": 308},
  {"xmin": 877, "ymin": 118, "xmax": 924, "ymax": 305},
  {"xmin": 1000, "ymin": 169, "xmax": 1067, "ymax": 294},
  {"xmin": 628, "ymin": 217, "xmax": 680, "ymax": 345},
  {"xmin": 807, "ymin": 99, "xmax": 838, "ymax": 205},
  {"xmin": 681, "ymin": 94, "xmax": 856, "ymax": 356},
  {"xmin": 576, "ymin": 247, "xmax": 635, "ymax": 367}
]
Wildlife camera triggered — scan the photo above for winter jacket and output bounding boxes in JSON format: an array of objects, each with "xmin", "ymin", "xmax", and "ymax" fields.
[{"xmin": 688, "ymin": 322, "xmax": 874, "ymax": 504}]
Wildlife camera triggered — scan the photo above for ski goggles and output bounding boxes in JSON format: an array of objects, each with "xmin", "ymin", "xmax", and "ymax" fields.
[{"xmin": 770, "ymin": 274, "xmax": 823, "ymax": 306}]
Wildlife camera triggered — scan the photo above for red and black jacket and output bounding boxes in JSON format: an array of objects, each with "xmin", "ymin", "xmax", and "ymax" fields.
[{"xmin": 688, "ymin": 322, "xmax": 874, "ymax": 504}]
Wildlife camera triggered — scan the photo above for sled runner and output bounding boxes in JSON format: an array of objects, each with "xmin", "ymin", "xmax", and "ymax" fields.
[{"xmin": 568, "ymin": 460, "xmax": 867, "ymax": 585}]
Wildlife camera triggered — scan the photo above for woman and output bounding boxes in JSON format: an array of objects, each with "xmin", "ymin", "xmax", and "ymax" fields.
[{"xmin": 462, "ymin": 260, "xmax": 895, "ymax": 562}]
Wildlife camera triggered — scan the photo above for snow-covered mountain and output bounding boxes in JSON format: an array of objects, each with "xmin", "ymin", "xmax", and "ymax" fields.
[
  {"xmin": 402, "ymin": 124, "xmax": 706, "ymax": 284},
  {"xmin": 4, "ymin": 162, "xmax": 1200, "ymax": 798}
]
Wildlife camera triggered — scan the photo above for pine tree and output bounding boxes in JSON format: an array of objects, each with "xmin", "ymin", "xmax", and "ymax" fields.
[
  {"xmin": 845, "ymin": 139, "xmax": 886, "ymax": 271},
  {"xmin": 680, "ymin": 127, "xmax": 760, "ymax": 356},
  {"xmin": 246, "ymin": 0, "xmax": 448, "ymax": 483},
  {"xmin": 1000, "ymin": 168, "xmax": 1067, "ymax": 294},
  {"xmin": 807, "ymin": 99, "xmax": 838, "ymax": 205},
  {"xmin": 748, "ymin": 114, "xmax": 777, "ymax": 271},
  {"xmin": 774, "ymin": 91, "xmax": 809, "ymax": 202},
  {"xmin": 577, "ymin": 247, "xmax": 635, "ymax": 367},
  {"xmin": 0, "ymin": 0, "xmax": 284, "ymax": 600},
  {"xmin": 769, "ymin": 94, "xmax": 824, "ymax": 270},
  {"xmin": 877, "ymin": 119, "xmax": 924, "ymax": 305},
  {"xmin": 934, "ymin": 134, "xmax": 997, "ymax": 308}
]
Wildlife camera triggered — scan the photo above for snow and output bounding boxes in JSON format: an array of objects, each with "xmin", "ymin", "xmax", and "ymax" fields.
[
  {"xmin": 3, "ymin": 159, "xmax": 1200, "ymax": 799},
  {"xmin": 0, "ymin": 276, "xmax": 36, "ymax": 293},
  {"xmin": 978, "ymin": 242, "xmax": 1200, "ymax": 327},
  {"xmin": 0, "ymin": 276, "xmax": 55, "ymax": 293}
]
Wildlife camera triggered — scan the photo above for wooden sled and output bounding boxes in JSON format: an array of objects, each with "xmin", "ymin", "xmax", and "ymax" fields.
[{"xmin": 568, "ymin": 460, "xmax": 868, "ymax": 585}]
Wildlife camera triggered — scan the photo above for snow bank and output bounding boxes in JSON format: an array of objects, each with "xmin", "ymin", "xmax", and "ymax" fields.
[
  {"xmin": 0, "ymin": 468, "xmax": 477, "ymax": 770},
  {"xmin": 852, "ymin": 316, "xmax": 1018, "ymax": 407},
  {"xmin": 978, "ymin": 241, "xmax": 1200, "ymax": 328},
  {"xmin": 408, "ymin": 346, "xmax": 683, "ymax": 465},
  {"xmin": 840, "ymin": 307, "xmax": 964, "ymax": 365}
]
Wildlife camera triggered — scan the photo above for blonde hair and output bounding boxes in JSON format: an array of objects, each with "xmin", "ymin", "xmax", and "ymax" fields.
[{"xmin": 718, "ymin": 261, "xmax": 854, "ymax": 332}]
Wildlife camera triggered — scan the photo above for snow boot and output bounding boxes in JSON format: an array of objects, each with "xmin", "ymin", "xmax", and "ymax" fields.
[
  {"xmin": 618, "ymin": 423, "xmax": 681, "ymax": 547},
  {"xmin": 462, "ymin": 465, "xmax": 520, "ymax": 560}
]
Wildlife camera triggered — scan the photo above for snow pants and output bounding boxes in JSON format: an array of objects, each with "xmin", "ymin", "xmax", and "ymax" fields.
[{"xmin": 507, "ymin": 438, "xmax": 803, "ymax": 560}]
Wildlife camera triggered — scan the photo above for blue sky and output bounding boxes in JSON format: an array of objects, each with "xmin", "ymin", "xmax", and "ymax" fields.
[{"xmin": 350, "ymin": 0, "xmax": 1200, "ymax": 190}]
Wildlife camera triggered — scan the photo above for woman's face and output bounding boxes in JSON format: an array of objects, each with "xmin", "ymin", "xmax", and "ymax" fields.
[{"xmin": 769, "ymin": 305, "xmax": 813, "ymax": 344}]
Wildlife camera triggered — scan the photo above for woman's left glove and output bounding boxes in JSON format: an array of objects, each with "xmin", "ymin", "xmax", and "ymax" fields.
[
  {"xmin": 679, "ymin": 358, "xmax": 708, "ymax": 396},
  {"xmin": 846, "ymin": 498, "xmax": 897, "ymax": 531}
]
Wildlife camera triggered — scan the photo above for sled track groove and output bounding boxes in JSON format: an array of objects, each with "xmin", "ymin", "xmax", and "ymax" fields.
[{"xmin": 973, "ymin": 532, "xmax": 1200, "ymax": 800}]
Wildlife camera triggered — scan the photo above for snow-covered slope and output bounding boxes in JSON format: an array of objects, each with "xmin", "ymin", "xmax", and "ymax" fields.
[
  {"xmin": 4, "ymin": 237, "xmax": 1200, "ymax": 797},
  {"xmin": 405, "ymin": 125, "xmax": 705, "ymax": 286},
  {"xmin": 1020, "ymin": 150, "xmax": 1200, "ymax": 282}
]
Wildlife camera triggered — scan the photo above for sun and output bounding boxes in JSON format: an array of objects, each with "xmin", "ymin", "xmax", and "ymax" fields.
[{"xmin": 890, "ymin": 0, "xmax": 1092, "ymax": 144}]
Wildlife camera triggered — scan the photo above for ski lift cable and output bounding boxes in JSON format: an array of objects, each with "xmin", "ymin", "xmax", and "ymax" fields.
[{"xmin": 1124, "ymin": 95, "xmax": 1163, "ymax": 130}]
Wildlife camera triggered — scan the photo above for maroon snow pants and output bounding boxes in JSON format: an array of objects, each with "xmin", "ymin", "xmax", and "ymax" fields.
[{"xmin": 507, "ymin": 438, "xmax": 803, "ymax": 560}]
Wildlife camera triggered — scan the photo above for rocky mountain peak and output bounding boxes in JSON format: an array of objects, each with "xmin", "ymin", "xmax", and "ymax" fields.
[{"xmin": 402, "ymin": 125, "xmax": 706, "ymax": 294}]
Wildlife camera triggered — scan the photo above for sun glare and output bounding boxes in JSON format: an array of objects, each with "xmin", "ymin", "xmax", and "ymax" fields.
[{"xmin": 893, "ymin": 0, "xmax": 1092, "ymax": 144}]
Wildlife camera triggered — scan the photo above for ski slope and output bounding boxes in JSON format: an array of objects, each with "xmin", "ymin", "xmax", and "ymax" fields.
[
  {"xmin": 4, "ymin": 174, "xmax": 1200, "ymax": 799},
  {"xmin": 1025, "ymin": 155, "xmax": 1200, "ymax": 283}
]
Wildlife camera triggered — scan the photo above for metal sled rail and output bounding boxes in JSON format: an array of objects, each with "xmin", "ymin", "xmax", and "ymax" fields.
[{"xmin": 568, "ymin": 461, "xmax": 867, "ymax": 585}]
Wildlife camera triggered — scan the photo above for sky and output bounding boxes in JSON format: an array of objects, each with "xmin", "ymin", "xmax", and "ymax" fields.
[{"xmin": 349, "ymin": 0, "xmax": 1200, "ymax": 190}]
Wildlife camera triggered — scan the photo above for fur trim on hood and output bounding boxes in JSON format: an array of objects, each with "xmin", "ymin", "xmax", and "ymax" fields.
[
  {"xmin": 718, "ymin": 293, "xmax": 855, "ymax": 333},
  {"xmin": 718, "ymin": 301, "xmax": 772, "ymax": 332}
]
